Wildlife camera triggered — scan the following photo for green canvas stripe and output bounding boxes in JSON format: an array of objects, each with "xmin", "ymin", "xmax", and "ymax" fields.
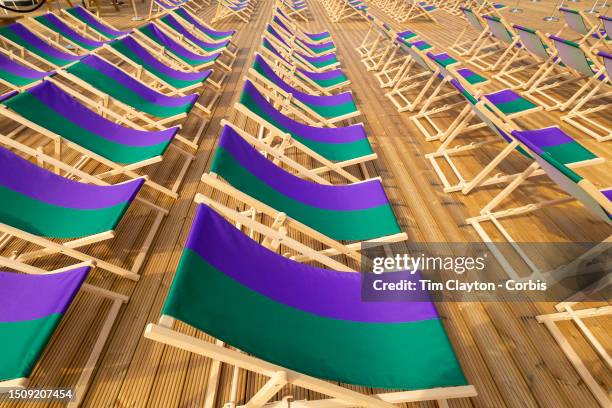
[
  {"xmin": 0, "ymin": 184, "xmax": 130, "ymax": 238},
  {"xmin": 35, "ymin": 18, "xmax": 96, "ymax": 50},
  {"xmin": 65, "ymin": 62, "xmax": 193, "ymax": 118},
  {"xmin": 465, "ymin": 72, "xmax": 487, "ymax": 84},
  {"xmin": 306, "ymin": 74, "xmax": 346, "ymax": 88},
  {"xmin": 241, "ymin": 92, "xmax": 373, "ymax": 161},
  {"xmin": 66, "ymin": 10, "xmax": 114, "ymax": 38},
  {"xmin": 298, "ymin": 55, "xmax": 338, "ymax": 68},
  {"xmin": 3, "ymin": 92, "xmax": 169, "ymax": 164},
  {"xmin": 542, "ymin": 141, "xmax": 597, "ymax": 165},
  {"xmin": 110, "ymin": 41, "xmax": 202, "ymax": 89},
  {"xmin": 0, "ymin": 314, "xmax": 62, "ymax": 382},
  {"xmin": 460, "ymin": 88, "xmax": 478, "ymax": 105},
  {"xmin": 163, "ymin": 250, "xmax": 467, "ymax": 389},
  {"xmin": 492, "ymin": 97, "xmax": 537, "ymax": 115},
  {"xmin": 0, "ymin": 28, "xmax": 71, "ymax": 66},
  {"xmin": 304, "ymin": 99, "xmax": 357, "ymax": 119},
  {"xmin": 211, "ymin": 147, "xmax": 400, "ymax": 240},
  {"xmin": 0, "ymin": 69, "xmax": 39, "ymax": 87}
]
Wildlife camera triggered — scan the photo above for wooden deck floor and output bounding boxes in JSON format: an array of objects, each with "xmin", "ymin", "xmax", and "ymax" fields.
[{"xmin": 0, "ymin": 0, "xmax": 610, "ymax": 407}]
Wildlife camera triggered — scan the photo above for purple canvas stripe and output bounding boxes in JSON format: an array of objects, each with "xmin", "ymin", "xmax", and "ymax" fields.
[
  {"xmin": 0, "ymin": 145, "xmax": 144, "ymax": 209},
  {"xmin": 81, "ymin": 55, "xmax": 198, "ymax": 108},
  {"xmin": 262, "ymin": 38, "xmax": 290, "ymax": 63},
  {"xmin": 143, "ymin": 24, "xmax": 220, "ymax": 64},
  {"xmin": 176, "ymin": 9, "xmax": 235, "ymax": 37},
  {"xmin": 0, "ymin": 53, "xmax": 52, "ymax": 79},
  {"xmin": 163, "ymin": 15, "xmax": 230, "ymax": 49},
  {"xmin": 218, "ymin": 125, "xmax": 389, "ymax": 211},
  {"xmin": 120, "ymin": 37, "xmax": 212, "ymax": 82},
  {"xmin": 244, "ymin": 80, "xmax": 365, "ymax": 143},
  {"xmin": 8, "ymin": 24, "xmax": 80, "ymax": 62},
  {"xmin": 26, "ymin": 80, "xmax": 179, "ymax": 146},
  {"xmin": 296, "ymin": 67, "xmax": 344, "ymax": 81},
  {"xmin": 41, "ymin": 14, "xmax": 106, "ymax": 48},
  {"xmin": 511, "ymin": 127, "xmax": 574, "ymax": 152},
  {"xmin": 255, "ymin": 55, "xmax": 353, "ymax": 106},
  {"xmin": 186, "ymin": 205, "xmax": 439, "ymax": 323},
  {"xmin": 602, "ymin": 189, "xmax": 612, "ymax": 201},
  {"xmin": 483, "ymin": 89, "xmax": 522, "ymax": 105},
  {"xmin": 296, "ymin": 51, "xmax": 337, "ymax": 63},
  {"xmin": 72, "ymin": 6, "xmax": 130, "ymax": 37},
  {"xmin": 0, "ymin": 266, "xmax": 90, "ymax": 323}
]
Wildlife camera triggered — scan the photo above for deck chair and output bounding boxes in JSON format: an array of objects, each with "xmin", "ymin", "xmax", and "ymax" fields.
[
  {"xmin": 145, "ymin": 203, "xmax": 476, "ymax": 408},
  {"xmin": 274, "ymin": 7, "xmax": 331, "ymax": 44},
  {"xmin": 134, "ymin": 23, "xmax": 228, "ymax": 80},
  {"xmin": 156, "ymin": 14, "xmax": 237, "ymax": 69},
  {"xmin": 248, "ymin": 54, "xmax": 360, "ymax": 125},
  {"xmin": 235, "ymin": 81, "xmax": 375, "ymax": 182},
  {"xmin": 425, "ymin": 70, "xmax": 543, "ymax": 194},
  {"xmin": 357, "ymin": 19, "xmax": 396, "ymax": 72},
  {"xmin": 384, "ymin": 39, "xmax": 438, "ymax": 112},
  {"xmin": 396, "ymin": 0, "xmax": 439, "ymax": 23},
  {"xmin": 410, "ymin": 55, "xmax": 489, "ymax": 141},
  {"xmin": 170, "ymin": 7, "xmax": 238, "ymax": 51},
  {"xmin": 103, "ymin": 36, "xmax": 214, "ymax": 97},
  {"xmin": 0, "ymin": 79, "xmax": 192, "ymax": 200},
  {"xmin": 450, "ymin": 8, "xmax": 489, "ymax": 57},
  {"xmin": 0, "ymin": 23, "xmax": 81, "ymax": 69},
  {"xmin": 0, "ymin": 141, "xmax": 167, "ymax": 280},
  {"xmin": 332, "ymin": 0, "xmax": 368, "ymax": 22},
  {"xmin": 259, "ymin": 39, "xmax": 349, "ymax": 95},
  {"xmin": 524, "ymin": 35, "xmax": 608, "ymax": 111},
  {"xmin": 0, "ymin": 260, "xmax": 128, "ymax": 407},
  {"xmin": 467, "ymin": 117, "xmax": 607, "ymax": 282},
  {"xmin": 277, "ymin": 0, "xmax": 309, "ymax": 21},
  {"xmin": 263, "ymin": 24, "xmax": 341, "ymax": 72},
  {"xmin": 466, "ymin": 15, "xmax": 520, "ymax": 72},
  {"xmin": 493, "ymin": 25, "xmax": 564, "ymax": 90},
  {"xmin": 58, "ymin": 54, "xmax": 212, "ymax": 141},
  {"xmin": 596, "ymin": 15, "xmax": 611, "ymax": 48},
  {"xmin": 374, "ymin": 30, "xmax": 421, "ymax": 88},
  {"xmin": 471, "ymin": 0, "xmax": 506, "ymax": 16},
  {"xmin": 29, "ymin": 12, "xmax": 108, "ymax": 53},
  {"xmin": 212, "ymin": 0, "xmax": 252, "ymax": 24},
  {"xmin": 201, "ymin": 124, "xmax": 404, "ymax": 264},
  {"xmin": 556, "ymin": 8, "xmax": 609, "ymax": 47},
  {"xmin": 61, "ymin": 6, "xmax": 131, "ymax": 41},
  {"xmin": 0, "ymin": 51, "xmax": 53, "ymax": 91},
  {"xmin": 270, "ymin": 16, "xmax": 336, "ymax": 56},
  {"xmin": 561, "ymin": 50, "xmax": 611, "ymax": 142},
  {"xmin": 148, "ymin": 0, "xmax": 199, "ymax": 21}
]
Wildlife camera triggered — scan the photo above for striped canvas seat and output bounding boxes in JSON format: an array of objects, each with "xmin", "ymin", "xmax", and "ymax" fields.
[
  {"xmin": 211, "ymin": 125, "xmax": 397, "ymax": 241},
  {"xmin": 172, "ymin": 8, "xmax": 236, "ymax": 41},
  {"xmin": 154, "ymin": 204, "xmax": 466, "ymax": 389},
  {"xmin": 63, "ymin": 6, "xmax": 130, "ymax": 40},
  {"xmin": 33, "ymin": 13, "xmax": 108, "ymax": 51},
  {"xmin": 0, "ymin": 266, "xmax": 90, "ymax": 385},
  {"xmin": 159, "ymin": 14, "xmax": 230, "ymax": 53},
  {"xmin": 0, "ymin": 54, "xmax": 52, "ymax": 88}
]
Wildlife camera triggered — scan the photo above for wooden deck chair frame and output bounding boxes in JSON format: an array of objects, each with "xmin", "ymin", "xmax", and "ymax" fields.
[
  {"xmin": 471, "ymin": 0, "xmax": 506, "ymax": 17},
  {"xmin": 450, "ymin": 8, "xmax": 489, "ymax": 57},
  {"xmin": 228, "ymin": 96, "xmax": 375, "ymax": 183},
  {"xmin": 373, "ymin": 33, "xmax": 422, "ymax": 88},
  {"xmin": 212, "ymin": 0, "xmax": 252, "ymax": 24},
  {"xmin": 59, "ymin": 7, "xmax": 128, "ymax": 42},
  {"xmin": 0, "ymin": 48, "xmax": 52, "ymax": 92},
  {"xmin": 0, "ymin": 132, "xmax": 168, "ymax": 281},
  {"xmin": 246, "ymin": 68, "xmax": 360, "ymax": 126},
  {"xmin": 263, "ymin": 30, "xmax": 340, "ymax": 73},
  {"xmin": 396, "ymin": 0, "xmax": 438, "ymax": 23},
  {"xmin": 0, "ymin": 258, "xmax": 128, "ymax": 408},
  {"xmin": 27, "ymin": 15, "xmax": 102, "ymax": 55},
  {"xmin": 493, "ymin": 26, "xmax": 563, "ymax": 90},
  {"xmin": 384, "ymin": 42, "xmax": 440, "ymax": 113},
  {"xmin": 359, "ymin": 24, "xmax": 396, "ymax": 72},
  {"xmin": 524, "ymin": 38, "xmax": 608, "ymax": 112},
  {"xmin": 537, "ymin": 304, "xmax": 612, "ymax": 408},
  {"xmin": 276, "ymin": 0, "xmax": 309, "ymax": 22},
  {"xmin": 425, "ymin": 70, "xmax": 543, "ymax": 194},
  {"xmin": 0, "ymin": 77, "xmax": 193, "ymax": 200},
  {"xmin": 143, "ymin": 199, "xmax": 474, "ymax": 408},
  {"xmin": 465, "ymin": 16, "xmax": 519, "ymax": 72},
  {"xmin": 555, "ymin": 8, "xmax": 603, "ymax": 47},
  {"xmin": 170, "ymin": 8, "xmax": 239, "ymax": 54},
  {"xmin": 255, "ymin": 49, "xmax": 348, "ymax": 96},
  {"xmin": 153, "ymin": 17, "xmax": 237, "ymax": 71},
  {"xmin": 148, "ymin": 0, "xmax": 199, "ymax": 21},
  {"xmin": 273, "ymin": 8, "xmax": 328, "ymax": 44},
  {"xmin": 332, "ymin": 0, "xmax": 368, "ymax": 23},
  {"xmin": 465, "ymin": 118, "xmax": 607, "ymax": 282},
  {"xmin": 268, "ymin": 20, "xmax": 335, "ymax": 59}
]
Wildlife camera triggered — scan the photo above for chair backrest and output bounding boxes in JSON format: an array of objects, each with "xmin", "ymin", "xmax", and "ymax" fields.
[
  {"xmin": 397, "ymin": 39, "xmax": 432, "ymax": 71},
  {"xmin": 239, "ymin": 80, "xmax": 372, "ymax": 162},
  {"xmin": 64, "ymin": 6, "xmax": 129, "ymax": 39},
  {"xmin": 514, "ymin": 25, "xmax": 550, "ymax": 61},
  {"xmin": 0, "ymin": 265, "xmax": 91, "ymax": 382},
  {"xmin": 0, "ymin": 53, "xmax": 52, "ymax": 87},
  {"xmin": 483, "ymin": 15, "xmax": 514, "ymax": 44},
  {"xmin": 173, "ymin": 8, "xmax": 236, "ymax": 40},
  {"xmin": 461, "ymin": 7, "xmax": 484, "ymax": 32},
  {"xmin": 601, "ymin": 15, "xmax": 612, "ymax": 39},
  {"xmin": 559, "ymin": 8, "xmax": 590, "ymax": 36},
  {"xmin": 511, "ymin": 129, "xmax": 610, "ymax": 224},
  {"xmin": 2, "ymin": 79, "xmax": 178, "ymax": 165},
  {"xmin": 549, "ymin": 35, "xmax": 597, "ymax": 77},
  {"xmin": 0, "ymin": 142, "xmax": 145, "ymax": 238},
  {"xmin": 0, "ymin": 23, "xmax": 80, "ymax": 67},
  {"xmin": 162, "ymin": 203, "xmax": 468, "ymax": 389},
  {"xmin": 210, "ymin": 125, "xmax": 399, "ymax": 241},
  {"xmin": 34, "ymin": 13, "xmax": 105, "ymax": 51},
  {"xmin": 65, "ymin": 55, "xmax": 199, "ymax": 119}
]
